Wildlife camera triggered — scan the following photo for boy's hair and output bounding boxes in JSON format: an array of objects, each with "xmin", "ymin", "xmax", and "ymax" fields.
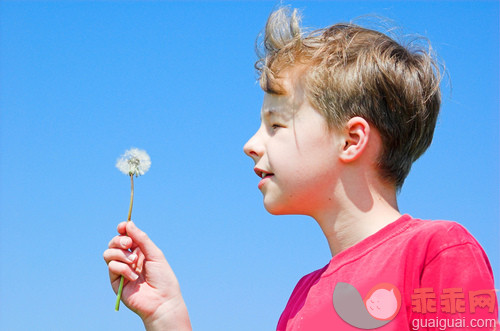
[{"xmin": 256, "ymin": 7, "xmax": 442, "ymax": 189}]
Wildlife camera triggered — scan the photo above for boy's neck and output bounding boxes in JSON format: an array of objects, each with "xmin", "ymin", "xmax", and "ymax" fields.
[{"xmin": 313, "ymin": 181, "xmax": 402, "ymax": 257}]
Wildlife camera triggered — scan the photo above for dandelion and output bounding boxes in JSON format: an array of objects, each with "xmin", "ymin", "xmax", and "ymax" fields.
[
  {"xmin": 116, "ymin": 148, "xmax": 151, "ymax": 177},
  {"xmin": 114, "ymin": 147, "xmax": 151, "ymax": 311}
]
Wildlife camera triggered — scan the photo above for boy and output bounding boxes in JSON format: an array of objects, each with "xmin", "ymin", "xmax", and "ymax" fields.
[{"xmin": 103, "ymin": 7, "xmax": 498, "ymax": 330}]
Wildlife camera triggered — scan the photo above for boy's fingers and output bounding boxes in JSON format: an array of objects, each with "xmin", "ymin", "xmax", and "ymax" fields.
[
  {"xmin": 108, "ymin": 235, "xmax": 133, "ymax": 249},
  {"xmin": 125, "ymin": 221, "xmax": 164, "ymax": 261},
  {"xmin": 103, "ymin": 248, "xmax": 138, "ymax": 265},
  {"xmin": 117, "ymin": 221, "xmax": 128, "ymax": 235},
  {"xmin": 108, "ymin": 260, "xmax": 139, "ymax": 282},
  {"xmin": 133, "ymin": 247, "xmax": 145, "ymax": 273}
]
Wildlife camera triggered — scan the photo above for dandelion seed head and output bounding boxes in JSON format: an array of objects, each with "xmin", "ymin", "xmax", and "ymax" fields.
[{"xmin": 116, "ymin": 148, "xmax": 151, "ymax": 177}]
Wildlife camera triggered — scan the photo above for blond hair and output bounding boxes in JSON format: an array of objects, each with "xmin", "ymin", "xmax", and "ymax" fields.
[{"xmin": 256, "ymin": 7, "xmax": 442, "ymax": 189}]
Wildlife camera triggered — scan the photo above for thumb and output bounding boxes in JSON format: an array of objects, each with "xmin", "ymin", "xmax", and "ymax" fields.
[{"xmin": 126, "ymin": 221, "xmax": 164, "ymax": 261}]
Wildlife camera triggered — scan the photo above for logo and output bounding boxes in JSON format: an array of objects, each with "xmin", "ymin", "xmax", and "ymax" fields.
[{"xmin": 333, "ymin": 282, "xmax": 402, "ymax": 329}]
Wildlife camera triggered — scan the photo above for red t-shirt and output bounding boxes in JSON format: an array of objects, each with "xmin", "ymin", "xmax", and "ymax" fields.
[{"xmin": 277, "ymin": 215, "xmax": 499, "ymax": 330}]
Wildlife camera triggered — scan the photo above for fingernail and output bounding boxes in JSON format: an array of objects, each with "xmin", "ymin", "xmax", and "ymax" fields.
[
  {"xmin": 120, "ymin": 237, "xmax": 131, "ymax": 247},
  {"xmin": 128, "ymin": 254, "xmax": 137, "ymax": 262},
  {"xmin": 131, "ymin": 272, "xmax": 139, "ymax": 281}
]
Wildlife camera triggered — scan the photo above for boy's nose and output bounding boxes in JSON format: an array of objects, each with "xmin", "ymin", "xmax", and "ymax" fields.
[{"xmin": 243, "ymin": 128, "xmax": 264, "ymax": 160}]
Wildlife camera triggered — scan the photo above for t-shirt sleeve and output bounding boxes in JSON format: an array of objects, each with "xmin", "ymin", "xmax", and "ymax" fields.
[{"xmin": 412, "ymin": 222, "xmax": 499, "ymax": 330}]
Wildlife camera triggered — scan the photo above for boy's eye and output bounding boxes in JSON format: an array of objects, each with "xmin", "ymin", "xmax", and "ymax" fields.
[{"xmin": 271, "ymin": 124, "xmax": 282, "ymax": 129}]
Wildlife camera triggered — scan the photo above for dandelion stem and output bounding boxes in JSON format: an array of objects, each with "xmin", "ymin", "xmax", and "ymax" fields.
[
  {"xmin": 127, "ymin": 174, "xmax": 134, "ymax": 221},
  {"xmin": 115, "ymin": 277, "xmax": 125, "ymax": 311},
  {"xmin": 115, "ymin": 174, "xmax": 135, "ymax": 311}
]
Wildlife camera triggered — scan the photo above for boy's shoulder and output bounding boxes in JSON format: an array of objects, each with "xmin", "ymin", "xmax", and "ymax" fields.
[
  {"xmin": 379, "ymin": 216, "xmax": 493, "ymax": 283},
  {"xmin": 295, "ymin": 215, "xmax": 486, "ymax": 285},
  {"xmin": 308, "ymin": 216, "xmax": 484, "ymax": 279},
  {"xmin": 402, "ymin": 216, "xmax": 483, "ymax": 252}
]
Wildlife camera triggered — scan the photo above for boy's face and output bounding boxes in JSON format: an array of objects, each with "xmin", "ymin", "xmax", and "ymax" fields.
[{"xmin": 244, "ymin": 77, "xmax": 345, "ymax": 216}]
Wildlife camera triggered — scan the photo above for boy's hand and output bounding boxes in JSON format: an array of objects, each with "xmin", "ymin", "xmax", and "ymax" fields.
[{"xmin": 103, "ymin": 221, "xmax": 191, "ymax": 331}]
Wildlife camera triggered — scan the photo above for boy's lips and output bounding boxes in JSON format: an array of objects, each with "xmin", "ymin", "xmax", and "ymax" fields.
[{"xmin": 254, "ymin": 167, "xmax": 274, "ymax": 189}]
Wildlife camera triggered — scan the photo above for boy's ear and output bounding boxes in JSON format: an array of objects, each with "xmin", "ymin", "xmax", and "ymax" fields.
[{"xmin": 339, "ymin": 117, "xmax": 370, "ymax": 163}]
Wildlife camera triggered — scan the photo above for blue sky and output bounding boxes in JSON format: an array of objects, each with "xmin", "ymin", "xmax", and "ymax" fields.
[{"xmin": 0, "ymin": 1, "xmax": 498, "ymax": 330}]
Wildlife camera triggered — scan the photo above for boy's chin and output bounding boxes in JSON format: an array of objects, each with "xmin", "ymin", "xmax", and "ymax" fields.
[
  {"xmin": 263, "ymin": 200, "xmax": 286, "ymax": 215},
  {"xmin": 263, "ymin": 199, "xmax": 298, "ymax": 216},
  {"xmin": 266, "ymin": 208, "xmax": 288, "ymax": 216}
]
